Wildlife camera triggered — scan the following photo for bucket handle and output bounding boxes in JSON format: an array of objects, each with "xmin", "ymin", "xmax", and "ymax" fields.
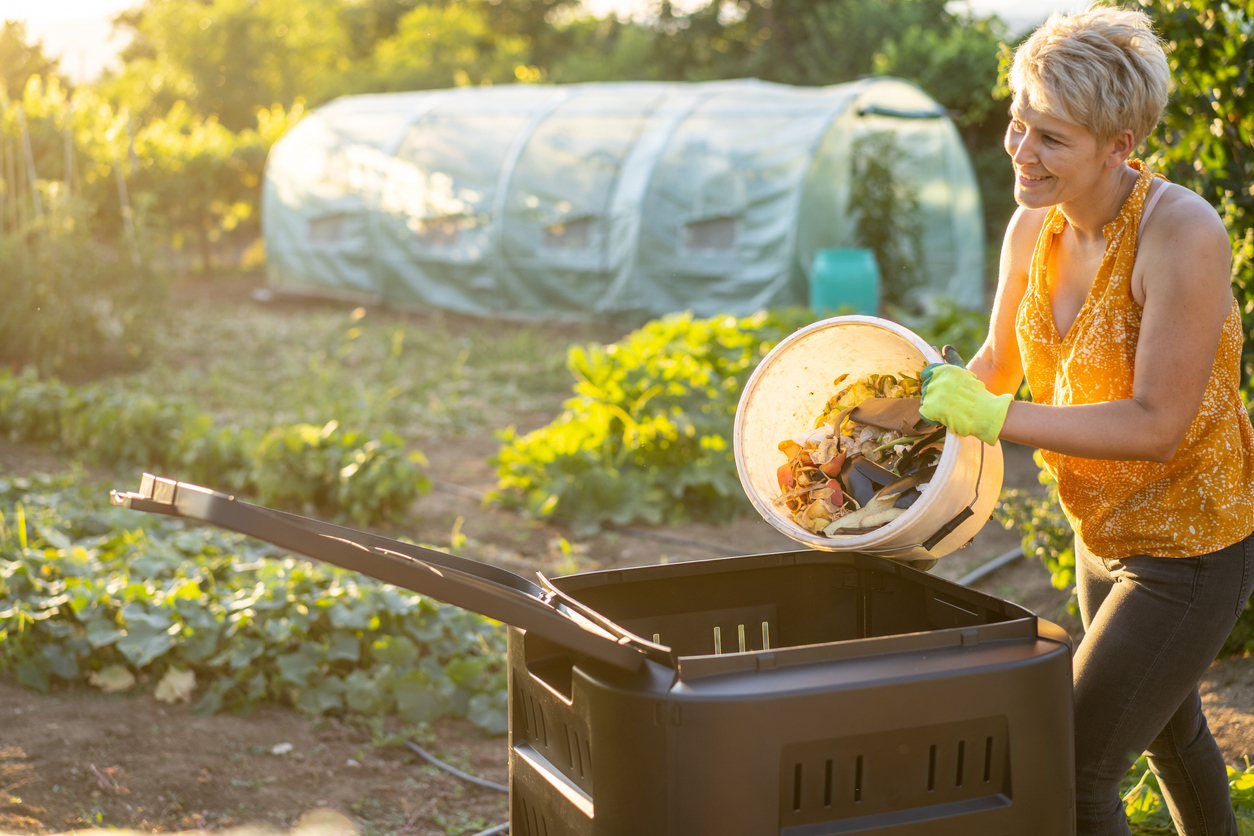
[{"xmin": 920, "ymin": 440, "xmax": 986, "ymax": 552}]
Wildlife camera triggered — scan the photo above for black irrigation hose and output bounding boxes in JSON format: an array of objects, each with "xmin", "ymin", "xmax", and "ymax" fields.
[
  {"xmin": 955, "ymin": 546, "xmax": 1025, "ymax": 587},
  {"xmin": 405, "ymin": 740, "xmax": 509, "ymax": 793},
  {"xmin": 405, "ymin": 740, "xmax": 509, "ymax": 834}
]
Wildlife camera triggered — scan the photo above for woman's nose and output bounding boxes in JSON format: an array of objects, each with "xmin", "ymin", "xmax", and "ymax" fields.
[{"xmin": 1011, "ymin": 133, "xmax": 1036, "ymax": 164}]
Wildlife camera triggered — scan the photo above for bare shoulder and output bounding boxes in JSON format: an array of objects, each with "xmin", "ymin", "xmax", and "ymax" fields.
[
  {"xmin": 1005, "ymin": 205, "xmax": 1051, "ymax": 251},
  {"xmin": 1142, "ymin": 182, "xmax": 1230, "ymax": 257},
  {"xmin": 1000, "ymin": 205, "xmax": 1050, "ymax": 273},
  {"xmin": 1137, "ymin": 182, "xmax": 1232, "ymax": 303}
]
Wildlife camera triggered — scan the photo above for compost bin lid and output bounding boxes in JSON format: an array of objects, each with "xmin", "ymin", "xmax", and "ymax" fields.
[{"xmin": 111, "ymin": 474, "xmax": 666, "ymax": 672}]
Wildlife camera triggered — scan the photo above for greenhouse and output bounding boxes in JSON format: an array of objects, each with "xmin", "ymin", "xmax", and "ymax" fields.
[{"xmin": 261, "ymin": 78, "xmax": 984, "ymax": 320}]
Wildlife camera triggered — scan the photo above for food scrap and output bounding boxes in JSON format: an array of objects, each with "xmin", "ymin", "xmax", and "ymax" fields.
[{"xmin": 774, "ymin": 372, "xmax": 944, "ymax": 536}]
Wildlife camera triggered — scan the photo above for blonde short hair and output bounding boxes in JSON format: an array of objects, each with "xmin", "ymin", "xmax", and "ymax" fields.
[{"xmin": 1008, "ymin": 5, "xmax": 1170, "ymax": 145}]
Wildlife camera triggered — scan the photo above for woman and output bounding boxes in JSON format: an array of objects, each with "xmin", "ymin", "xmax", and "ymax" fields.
[{"xmin": 919, "ymin": 6, "xmax": 1254, "ymax": 834}]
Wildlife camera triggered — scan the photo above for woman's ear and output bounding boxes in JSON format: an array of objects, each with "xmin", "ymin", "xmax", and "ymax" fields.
[{"xmin": 1104, "ymin": 128, "xmax": 1136, "ymax": 168}]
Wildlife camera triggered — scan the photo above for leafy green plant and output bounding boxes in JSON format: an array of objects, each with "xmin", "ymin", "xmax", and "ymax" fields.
[
  {"xmin": 888, "ymin": 299, "xmax": 990, "ymax": 363},
  {"xmin": 995, "ymin": 450, "xmax": 1076, "ymax": 601},
  {"xmin": 1120, "ymin": 755, "xmax": 1254, "ymax": 834},
  {"xmin": 0, "ymin": 370, "xmax": 428, "ymax": 526},
  {"xmin": 2, "ymin": 71, "xmax": 299, "ymax": 275},
  {"xmin": 251, "ymin": 420, "xmax": 428, "ymax": 525},
  {"xmin": 493, "ymin": 309, "xmax": 814, "ymax": 532},
  {"xmin": 0, "ymin": 473, "xmax": 507, "ymax": 733},
  {"xmin": 0, "ymin": 200, "xmax": 166, "ymax": 377},
  {"xmin": 849, "ymin": 130, "xmax": 925, "ymax": 311}
]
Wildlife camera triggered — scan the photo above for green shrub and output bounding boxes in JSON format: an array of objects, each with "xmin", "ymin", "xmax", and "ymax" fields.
[
  {"xmin": 0, "ymin": 218, "xmax": 166, "ymax": 377},
  {"xmin": 888, "ymin": 299, "xmax": 990, "ymax": 363},
  {"xmin": 995, "ymin": 450, "xmax": 1076, "ymax": 598},
  {"xmin": 251, "ymin": 420, "xmax": 428, "ymax": 525},
  {"xmin": 493, "ymin": 309, "xmax": 815, "ymax": 532},
  {"xmin": 0, "ymin": 473, "xmax": 506, "ymax": 732},
  {"xmin": 1121, "ymin": 754, "xmax": 1254, "ymax": 834},
  {"xmin": 0, "ymin": 370, "xmax": 428, "ymax": 526}
]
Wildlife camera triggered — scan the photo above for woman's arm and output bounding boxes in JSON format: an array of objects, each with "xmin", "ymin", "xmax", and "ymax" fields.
[
  {"xmin": 998, "ymin": 191, "xmax": 1234, "ymax": 462},
  {"xmin": 966, "ymin": 206, "xmax": 1045, "ymax": 395}
]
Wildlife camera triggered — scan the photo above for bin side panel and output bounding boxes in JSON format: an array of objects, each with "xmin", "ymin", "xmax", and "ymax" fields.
[{"xmin": 668, "ymin": 641, "xmax": 1073, "ymax": 836}]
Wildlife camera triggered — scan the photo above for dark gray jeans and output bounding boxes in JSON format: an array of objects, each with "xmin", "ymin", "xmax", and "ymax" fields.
[{"xmin": 1074, "ymin": 531, "xmax": 1254, "ymax": 835}]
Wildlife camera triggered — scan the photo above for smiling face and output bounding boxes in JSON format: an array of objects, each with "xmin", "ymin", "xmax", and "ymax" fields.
[{"xmin": 1004, "ymin": 101, "xmax": 1118, "ymax": 210}]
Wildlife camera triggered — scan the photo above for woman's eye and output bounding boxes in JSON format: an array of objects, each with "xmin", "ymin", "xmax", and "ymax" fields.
[{"xmin": 1010, "ymin": 120, "xmax": 1025, "ymax": 132}]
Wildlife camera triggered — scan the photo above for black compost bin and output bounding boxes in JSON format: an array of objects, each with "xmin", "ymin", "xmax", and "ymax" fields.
[{"xmin": 113, "ymin": 475, "xmax": 1075, "ymax": 836}]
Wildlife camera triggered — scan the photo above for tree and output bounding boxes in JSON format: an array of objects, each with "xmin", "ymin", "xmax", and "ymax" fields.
[
  {"xmin": 873, "ymin": 14, "xmax": 1018, "ymax": 248},
  {"xmin": 362, "ymin": 3, "xmax": 533, "ymax": 91},
  {"xmin": 540, "ymin": 15, "xmax": 660, "ymax": 83},
  {"xmin": 106, "ymin": 0, "xmax": 349, "ymax": 130},
  {"xmin": 0, "ymin": 20, "xmax": 60, "ymax": 101}
]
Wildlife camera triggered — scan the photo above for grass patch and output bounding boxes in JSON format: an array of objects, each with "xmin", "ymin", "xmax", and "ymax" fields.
[{"xmin": 121, "ymin": 295, "xmax": 589, "ymax": 442}]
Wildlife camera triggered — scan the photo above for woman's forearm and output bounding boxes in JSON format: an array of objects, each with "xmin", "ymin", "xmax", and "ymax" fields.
[
  {"xmin": 967, "ymin": 348, "xmax": 1024, "ymax": 398},
  {"xmin": 999, "ymin": 398, "xmax": 1185, "ymax": 462}
]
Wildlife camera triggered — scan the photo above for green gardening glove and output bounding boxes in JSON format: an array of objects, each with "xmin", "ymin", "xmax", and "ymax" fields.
[{"xmin": 918, "ymin": 364, "xmax": 1011, "ymax": 446}]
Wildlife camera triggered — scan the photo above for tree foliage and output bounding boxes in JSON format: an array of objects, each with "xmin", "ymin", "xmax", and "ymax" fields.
[
  {"xmin": 362, "ymin": 3, "xmax": 533, "ymax": 91},
  {"xmin": 1, "ymin": 72, "xmax": 300, "ymax": 288},
  {"xmin": 107, "ymin": 0, "xmax": 348, "ymax": 131},
  {"xmin": 0, "ymin": 20, "xmax": 59, "ymax": 100}
]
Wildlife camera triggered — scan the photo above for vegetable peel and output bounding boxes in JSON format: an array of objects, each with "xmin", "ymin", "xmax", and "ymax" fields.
[{"xmin": 775, "ymin": 371, "xmax": 943, "ymax": 537}]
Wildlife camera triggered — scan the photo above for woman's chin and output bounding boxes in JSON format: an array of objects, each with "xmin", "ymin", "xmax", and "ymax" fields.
[{"xmin": 1014, "ymin": 187, "xmax": 1057, "ymax": 209}]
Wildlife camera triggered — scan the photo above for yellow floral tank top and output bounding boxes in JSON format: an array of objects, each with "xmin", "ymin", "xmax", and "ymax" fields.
[{"xmin": 1015, "ymin": 161, "xmax": 1254, "ymax": 559}]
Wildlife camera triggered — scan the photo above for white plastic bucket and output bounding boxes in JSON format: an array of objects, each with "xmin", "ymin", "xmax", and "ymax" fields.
[{"xmin": 733, "ymin": 315, "xmax": 1003, "ymax": 560}]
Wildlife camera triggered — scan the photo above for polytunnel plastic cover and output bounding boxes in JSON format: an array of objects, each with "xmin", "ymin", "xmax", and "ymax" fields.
[{"xmin": 261, "ymin": 78, "xmax": 984, "ymax": 320}]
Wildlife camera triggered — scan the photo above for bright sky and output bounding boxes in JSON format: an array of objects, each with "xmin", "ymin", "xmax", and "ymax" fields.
[{"xmin": 6, "ymin": 0, "xmax": 1087, "ymax": 84}]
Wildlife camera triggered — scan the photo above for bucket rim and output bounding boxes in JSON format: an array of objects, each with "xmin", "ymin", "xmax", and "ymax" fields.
[{"xmin": 734, "ymin": 314, "xmax": 962, "ymax": 554}]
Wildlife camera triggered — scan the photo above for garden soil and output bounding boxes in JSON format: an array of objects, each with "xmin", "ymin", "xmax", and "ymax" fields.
[{"xmin": 3, "ymin": 279, "xmax": 1253, "ymax": 834}]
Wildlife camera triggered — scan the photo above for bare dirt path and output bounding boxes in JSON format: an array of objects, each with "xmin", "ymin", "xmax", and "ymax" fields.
[{"xmin": 0, "ymin": 678, "xmax": 507, "ymax": 835}]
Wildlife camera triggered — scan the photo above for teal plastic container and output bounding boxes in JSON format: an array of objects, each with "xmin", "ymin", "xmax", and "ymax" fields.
[{"xmin": 809, "ymin": 248, "xmax": 880, "ymax": 315}]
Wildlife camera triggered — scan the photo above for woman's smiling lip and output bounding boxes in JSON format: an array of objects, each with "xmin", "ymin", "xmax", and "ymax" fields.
[{"xmin": 1017, "ymin": 171, "xmax": 1051, "ymax": 186}]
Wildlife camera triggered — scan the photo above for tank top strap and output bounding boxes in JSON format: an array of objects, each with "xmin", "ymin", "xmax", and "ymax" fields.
[{"xmin": 1137, "ymin": 179, "xmax": 1169, "ymax": 247}]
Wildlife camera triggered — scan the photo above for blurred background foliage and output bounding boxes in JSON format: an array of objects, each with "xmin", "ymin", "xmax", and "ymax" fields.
[
  {"xmin": 0, "ymin": 0, "xmax": 1249, "ymax": 387},
  {"xmin": 0, "ymin": 0, "xmax": 1022, "ymax": 375},
  {"xmin": 0, "ymin": 0, "xmax": 1020, "ymax": 274}
]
